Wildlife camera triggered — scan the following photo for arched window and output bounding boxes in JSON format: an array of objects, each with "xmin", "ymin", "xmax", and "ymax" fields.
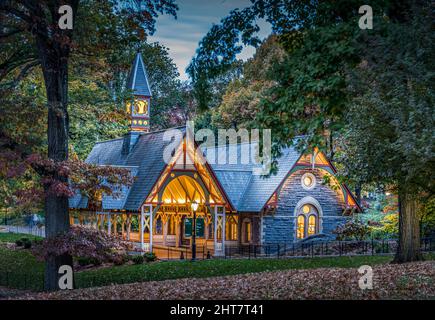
[
  {"xmin": 308, "ymin": 215, "xmax": 317, "ymax": 236},
  {"xmin": 297, "ymin": 215, "xmax": 305, "ymax": 239},
  {"xmin": 226, "ymin": 216, "xmax": 238, "ymax": 241},
  {"xmin": 154, "ymin": 217, "xmax": 163, "ymax": 235},
  {"xmin": 296, "ymin": 203, "xmax": 319, "ymax": 239}
]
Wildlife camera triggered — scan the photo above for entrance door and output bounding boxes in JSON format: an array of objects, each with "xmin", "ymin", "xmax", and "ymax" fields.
[
  {"xmin": 296, "ymin": 204, "xmax": 319, "ymax": 239},
  {"xmin": 242, "ymin": 218, "xmax": 252, "ymax": 244}
]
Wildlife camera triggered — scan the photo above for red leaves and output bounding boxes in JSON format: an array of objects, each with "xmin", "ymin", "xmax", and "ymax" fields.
[
  {"xmin": 31, "ymin": 225, "xmax": 132, "ymax": 263},
  {"xmin": 333, "ymin": 219, "xmax": 370, "ymax": 241},
  {"xmin": 0, "ymin": 148, "xmax": 134, "ymax": 206}
]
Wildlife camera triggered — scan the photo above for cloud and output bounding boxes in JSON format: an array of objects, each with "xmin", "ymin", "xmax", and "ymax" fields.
[{"xmin": 148, "ymin": 0, "xmax": 271, "ymax": 81}]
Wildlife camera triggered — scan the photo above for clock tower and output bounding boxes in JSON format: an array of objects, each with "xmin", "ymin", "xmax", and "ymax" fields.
[{"xmin": 126, "ymin": 52, "xmax": 152, "ymax": 132}]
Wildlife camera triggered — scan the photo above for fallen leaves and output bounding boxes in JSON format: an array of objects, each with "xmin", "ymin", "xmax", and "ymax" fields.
[{"xmin": 15, "ymin": 260, "xmax": 435, "ymax": 300}]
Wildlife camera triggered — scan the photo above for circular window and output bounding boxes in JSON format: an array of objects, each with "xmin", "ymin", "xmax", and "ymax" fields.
[
  {"xmin": 301, "ymin": 173, "xmax": 316, "ymax": 190},
  {"xmin": 302, "ymin": 205, "xmax": 310, "ymax": 214}
]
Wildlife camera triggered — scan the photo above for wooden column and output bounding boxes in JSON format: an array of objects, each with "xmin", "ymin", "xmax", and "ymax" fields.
[
  {"xmin": 121, "ymin": 214, "xmax": 126, "ymax": 239},
  {"xmin": 113, "ymin": 214, "xmax": 118, "ymax": 236},
  {"xmin": 175, "ymin": 215, "xmax": 181, "ymax": 248},
  {"xmin": 213, "ymin": 206, "xmax": 225, "ymax": 256},
  {"xmin": 126, "ymin": 214, "xmax": 131, "ymax": 241},
  {"xmin": 140, "ymin": 208, "xmax": 144, "ymax": 249},
  {"xmin": 162, "ymin": 213, "xmax": 168, "ymax": 246},
  {"xmin": 107, "ymin": 213, "xmax": 111, "ymax": 235}
]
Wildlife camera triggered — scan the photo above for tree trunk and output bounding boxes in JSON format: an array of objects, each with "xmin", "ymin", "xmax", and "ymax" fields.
[
  {"xmin": 393, "ymin": 188, "xmax": 423, "ymax": 263},
  {"xmin": 37, "ymin": 33, "xmax": 74, "ymax": 291},
  {"xmin": 355, "ymin": 183, "xmax": 362, "ymax": 205}
]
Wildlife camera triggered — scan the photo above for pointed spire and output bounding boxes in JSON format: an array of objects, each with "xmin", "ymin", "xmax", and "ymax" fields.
[
  {"xmin": 125, "ymin": 52, "xmax": 151, "ymax": 134},
  {"xmin": 127, "ymin": 52, "xmax": 152, "ymax": 97}
]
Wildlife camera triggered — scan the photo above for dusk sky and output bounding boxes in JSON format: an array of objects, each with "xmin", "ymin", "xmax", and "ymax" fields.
[{"xmin": 148, "ymin": 0, "xmax": 271, "ymax": 81}]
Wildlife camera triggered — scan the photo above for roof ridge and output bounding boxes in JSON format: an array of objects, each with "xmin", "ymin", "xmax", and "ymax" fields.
[
  {"xmin": 94, "ymin": 137, "xmax": 124, "ymax": 145},
  {"xmin": 140, "ymin": 125, "xmax": 186, "ymax": 135},
  {"xmin": 237, "ymin": 173, "xmax": 255, "ymax": 208}
]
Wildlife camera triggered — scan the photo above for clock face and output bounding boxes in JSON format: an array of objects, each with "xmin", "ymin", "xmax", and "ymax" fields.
[{"xmin": 134, "ymin": 99, "xmax": 148, "ymax": 115}]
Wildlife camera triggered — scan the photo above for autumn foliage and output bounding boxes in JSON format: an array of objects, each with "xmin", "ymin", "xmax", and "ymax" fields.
[{"xmin": 31, "ymin": 226, "xmax": 132, "ymax": 264}]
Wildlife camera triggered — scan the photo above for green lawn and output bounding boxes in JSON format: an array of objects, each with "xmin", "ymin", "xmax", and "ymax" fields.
[
  {"xmin": 0, "ymin": 233, "xmax": 42, "ymax": 243},
  {"xmin": 74, "ymin": 255, "xmax": 393, "ymax": 289},
  {"xmin": 0, "ymin": 232, "xmax": 433, "ymax": 292}
]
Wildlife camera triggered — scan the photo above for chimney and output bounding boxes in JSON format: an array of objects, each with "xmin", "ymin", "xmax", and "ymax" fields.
[{"xmin": 122, "ymin": 131, "xmax": 142, "ymax": 155}]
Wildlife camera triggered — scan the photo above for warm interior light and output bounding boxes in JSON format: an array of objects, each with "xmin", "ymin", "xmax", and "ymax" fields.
[
  {"xmin": 303, "ymin": 205, "xmax": 310, "ymax": 214},
  {"xmin": 191, "ymin": 201, "xmax": 199, "ymax": 212},
  {"xmin": 303, "ymin": 176, "xmax": 312, "ymax": 187}
]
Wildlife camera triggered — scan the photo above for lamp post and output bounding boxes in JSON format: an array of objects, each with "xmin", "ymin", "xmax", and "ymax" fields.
[{"xmin": 191, "ymin": 200, "xmax": 199, "ymax": 261}]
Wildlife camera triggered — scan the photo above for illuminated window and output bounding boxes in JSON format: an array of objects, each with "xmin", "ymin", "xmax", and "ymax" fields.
[
  {"xmin": 297, "ymin": 215, "xmax": 305, "ymax": 239},
  {"xmin": 133, "ymin": 120, "xmax": 137, "ymax": 125},
  {"xmin": 126, "ymin": 101, "xmax": 132, "ymax": 114},
  {"xmin": 226, "ymin": 216, "xmax": 238, "ymax": 241},
  {"xmin": 167, "ymin": 215, "xmax": 176, "ymax": 235},
  {"xmin": 301, "ymin": 172, "xmax": 316, "ymax": 190},
  {"xmin": 134, "ymin": 100, "xmax": 148, "ymax": 115},
  {"xmin": 308, "ymin": 215, "xmax": 316, "ymax": 236},
  {"xmin": 296, "ymin": 203, "xmax": 320, "ymax": 239},
  {"xmin": 242, "ymin": 219, "xmax": 252, "ymax": 243}
]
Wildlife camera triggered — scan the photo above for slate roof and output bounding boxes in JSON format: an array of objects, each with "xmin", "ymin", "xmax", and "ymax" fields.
[
  {"xmin": 204, "ymin": 143, "xmax": 300, "ymax": 212},
  {"xmin": 127, "ymin": 52, "xmax": 152, "ymax": 97},
  {"xmin": 69, "ymin": 128, "xmax": 302, "ymax": 213},
  {"xmin": 70, "ymin": 128, "xmax": 185, "ymax": 211}
]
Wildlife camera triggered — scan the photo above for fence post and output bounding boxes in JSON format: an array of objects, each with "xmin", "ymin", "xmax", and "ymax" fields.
[
  {"xmin": 371, "ymin": 239, "xmax": 374, "ymax": 255},
  {"xmin": 277, "ymin": 244, "xmax": 280, "ymax": 258},
  {"xmin": 339, "ymin": 241, "xmax": 342, "ymax": 256}
]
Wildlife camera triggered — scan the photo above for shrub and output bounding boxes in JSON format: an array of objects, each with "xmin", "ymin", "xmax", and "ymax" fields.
[
  {"xmin": 33, "ymin": 239, "xmax": 43, "ymax": 245},
  {"xmin": 112, "ymin": 254, "xmax": 129, "ymax": 266},
  {"xmin": 76, "ymin": 256, "xmax": 102, "ymax": 267},
  {"xmin": 31, "ymin": 226, "xmax": 132, "ymax": 264},
  {"xmin": 132, "ymin": 255, "xmax": 144, "ymax": 265},
  {"xmin": 144, "ymin": 252, "xmax": 157, "ymax": 262},
  {"xmin": 23, "ymin": 240, "xmax": 32, "ymax": 249},
  {"xmin": 77, "ymin": 256, "xmax": 93, "ymax": 266},
  {"xmin": 90, "ymin": 257, "xmax": 102, "ymax": 266},
  {"xmin": 15, "ymin": 239, "xmax": 23, "ymax": 247},
  {"xmin": 333, "ymin": 219, "xmax": 370, "ymax": 241}
]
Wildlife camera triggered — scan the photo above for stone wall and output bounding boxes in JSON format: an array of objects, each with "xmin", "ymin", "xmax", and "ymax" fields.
[{"xmin": 262, "ymin": 168, "xmax": 348, "ymax": 244}]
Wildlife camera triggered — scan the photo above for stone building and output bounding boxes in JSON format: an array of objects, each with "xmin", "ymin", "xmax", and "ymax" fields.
[{"xmin": 69, "ymin": 53, "xmax": 361, "ymax": 256}]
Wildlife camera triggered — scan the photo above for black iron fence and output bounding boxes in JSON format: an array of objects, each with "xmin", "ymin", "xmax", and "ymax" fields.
[
  {"xmin": 224, "ymin": 237, "xmax": 435, "ymax": 259},
  {"xmin": 153, "ymin": 244, "xmax": 212, "ymax": 260}
]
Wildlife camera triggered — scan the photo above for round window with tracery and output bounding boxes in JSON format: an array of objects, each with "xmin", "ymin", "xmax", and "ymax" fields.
[{"xmin": 301, "ymin": 172, "xmax": 316, "ymax": 190}]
